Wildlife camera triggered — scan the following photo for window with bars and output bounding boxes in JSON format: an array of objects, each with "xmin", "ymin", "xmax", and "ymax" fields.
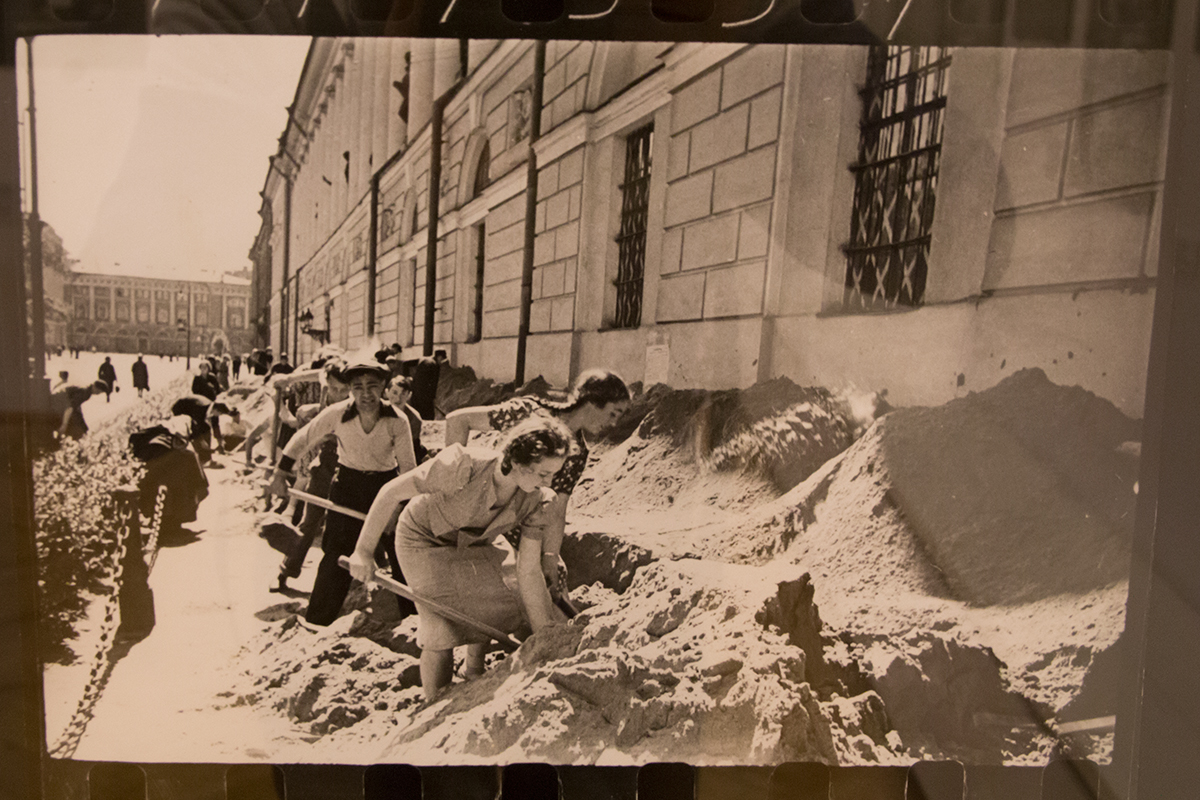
[
  {"xmin": 843, "ymin": 46, "xmax": 951, "ymax": 311},
  {"xmin": 614, "ymin": 123, "xmax": 653, "ymax": 329},
  {"xmin": 469, "ymin": 222, "xmax": 485, "ymax": 343}
]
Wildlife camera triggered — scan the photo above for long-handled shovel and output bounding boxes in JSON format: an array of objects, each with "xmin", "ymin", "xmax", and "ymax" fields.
[
  {"xmin": 274, "ymin": 485, "xmax": 533, "ymax": 650},
  {"xmin": 288, "ymin": 488, "xmax": 367, "ymax": 520},
  {"xmin": 338, "ymin": 556, "xmax": 520, "ymax": 652},
  {"xmin": 292, "ymin": 487, "xmax": 580, "ymax": 622}
]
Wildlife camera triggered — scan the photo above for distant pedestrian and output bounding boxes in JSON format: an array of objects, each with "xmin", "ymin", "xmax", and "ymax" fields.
[
  {"xmin": 191, "ymin": 362, "xmax": 220, "ymax": 401},
  {"xmin": 249, "ymin": 348, "xmax": 268, "ymax": 376},
  {"xmin": 132, "ymin": 355, "xmax": 150, "ymax": 397},
  {"xmin": 50, "ymin": 381, "xmax": 106, "ymax": 443},
  {"xmin": 232, "ymin": 353, "xmax": 242, "ymax": 381},
  {"xmin": 267, "ymin": 353, "xmax": 294, "ymax": 382},
  {"xmin": 97, "ymin": 357, "xmax": 117, "ymax": 402},
  {"xmin": 216, "ymin": 356, "xmax": 231, "ymax": 390}
]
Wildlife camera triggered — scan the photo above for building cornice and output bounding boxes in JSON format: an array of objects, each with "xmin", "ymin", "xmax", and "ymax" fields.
[
  {"xmin": 588, "ymin": 73, "xmax": 672, "ymax": 142},
  {"xmin": 660, "ymin": 42, "xmax": 747, "ymax": 90},
  {"xmin": 534, "ymin": 112, "xmax": 590, "ymax": 165},
  {"xmin": 69, "ymin": 272, "xmax": 250, "ymax": 293}
]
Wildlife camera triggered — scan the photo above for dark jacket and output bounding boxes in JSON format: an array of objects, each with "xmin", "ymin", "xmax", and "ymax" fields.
[
  {"xmin": 410, "ymin": 357, "xmax": 440, "ymax": 420},
  {"xmin": 98, "ymin": 362, "xmax": 117, "ymax": 387},
  {"xmin": 191, "ymin": 373, "xmax": 220, "ymax": 401},
  {"xmin": 50, "ymin": 385, "xmax": 92, "ymax": 440}
]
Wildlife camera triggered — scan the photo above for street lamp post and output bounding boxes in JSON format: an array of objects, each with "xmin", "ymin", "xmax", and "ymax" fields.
[
  {"xmin": 176, "ymin": 283, "xmax": 192, "ymax": 370},
  {"xmin": 176, "ymin": 315, "xmax": 190, "ymax": 370}
]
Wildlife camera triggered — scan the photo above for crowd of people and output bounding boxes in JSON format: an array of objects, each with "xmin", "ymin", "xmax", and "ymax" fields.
[
  {"xmin": 48, "ymin": 339, "xmax": 632, "ymax": 703},
  {"xmin": 252, "ymin": 346, "xmax": 630, "ymax": 700}
]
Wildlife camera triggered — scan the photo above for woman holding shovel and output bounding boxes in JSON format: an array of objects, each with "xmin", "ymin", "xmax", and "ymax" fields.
[
  {"xmin": 442, "ymin": 369, "xmax": 631, "ymax": 602},
  {"xmin": 348, "ymin": 416, "xmax": 575, "ymax": 701}
]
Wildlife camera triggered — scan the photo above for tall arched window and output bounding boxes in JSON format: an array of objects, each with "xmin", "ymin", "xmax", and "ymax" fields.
[
  {"xmin": 467, "ymin": 139, "xmax": 491, "ymax": 343},
  {"xmin": 473, "ymin": 141, "xmax": 491, "ymax": 197}
]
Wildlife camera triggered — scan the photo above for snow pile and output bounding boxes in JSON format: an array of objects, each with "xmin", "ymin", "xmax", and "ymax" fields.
[
  {"xmin": 222, "ymin": 368, "xmax": 1135, "ymax": 765},
  {"xmin": 435, "ymin": 365, "xmax": 555, "ymax": 415},
  {"xmin": 572, "ymin": 379, "xmax": 864, "ymax": 525},
  {"xmin": 376, "ymin": 561, "xmax": 852, "ymax": 765},
  {"xmin": 879, "ymin": 368, "xmax": 1139, "ymax": 605}
]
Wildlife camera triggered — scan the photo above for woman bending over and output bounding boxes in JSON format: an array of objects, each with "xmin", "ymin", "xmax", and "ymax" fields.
[
  {"xmin": 349, "ymin": 417, "xmax": 575, "ymax": 700},
  {"xmin": 442, "ymin": 369, "xmax": 630, "ymax": 597}
]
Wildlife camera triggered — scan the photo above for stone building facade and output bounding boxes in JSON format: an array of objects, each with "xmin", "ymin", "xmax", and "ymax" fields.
[
  {"xmin": 27, "ymin": 218, "xmax": 72, "ymax": 352},
  {"xmin": 252, "ymin": 40, "xmax": 1168, "ymax": 417},
  {"xmin": 68, "ymin": 272, "xmax": 252, "ymax": 358}
]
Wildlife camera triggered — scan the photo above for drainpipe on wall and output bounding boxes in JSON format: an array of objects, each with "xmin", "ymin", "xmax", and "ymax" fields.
[
  {"xmin": 514, "ymin": 41, "xmax": 547, "ymax": 386},
  {"xmin": 422, "ymin": 75, "xmax": 467, "ymax": 356},
  {"xmin": 266, "ymin": 151, "xmax": 295, "ymax": 463},
  {"xmin": 367, "ymin": 142, "xmax": 411, "ymax": 339},
  {"xmin": 292, "ymin": 275, "xmax": 300, "ymax": 359},
  {"xmin": 277, "ymin": 139, "xmax": 302, "ymax": 357},
  {"xmin": 422, "ymin": 96, "xmax": 447, "ymax": 356},
  {"xmin": 367, "ymin": 176, "xmax": 379, "ymax": 337},
  {"xmin": 268, "ymin": 156, "xmax": 295, "ymax": 358},
  {"xmin": 282, "ymin": 175, "xmax": 292, "ymax": 356}
]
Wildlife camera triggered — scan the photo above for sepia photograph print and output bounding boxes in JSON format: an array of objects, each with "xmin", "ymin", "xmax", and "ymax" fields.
[{"xmin": 18, "ymin": 33, "xmax": 1167, "ymax": 771}]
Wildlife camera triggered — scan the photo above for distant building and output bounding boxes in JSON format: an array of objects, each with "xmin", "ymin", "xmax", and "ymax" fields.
[
  {"xmin": 248, "ymin": 205, "xmax": 274, "ymax": 350},
  {"xmin": 68, "ymin": 272, "xmax": 252, "ymax": 357},
  {"xmin": 253, "ymin": 39, "xmax": 1168, "ymax": 417},
  {"xmin": 24, "ymin": 216, "xmax": 73, "ymax": 353},
  {"xmin": 38, "ymin": 225, "xmax": 73, "ymax": 353}
]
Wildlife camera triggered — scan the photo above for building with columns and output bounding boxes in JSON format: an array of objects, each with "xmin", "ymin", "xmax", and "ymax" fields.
[
  {"xmin": 68, "ymin": 272, "xmax": 252, "ymax": 358},
  {"xmin": 252, "ymin": 38, "xmax": 1168, "ymax": 418}
]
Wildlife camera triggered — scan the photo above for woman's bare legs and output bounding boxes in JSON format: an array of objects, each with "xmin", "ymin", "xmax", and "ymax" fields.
[
  {"xmin": 420, "ymin": 648, "xmax": 454, "ymax": 700},
  {"xmin": 464, "ymin": 643, "xmax": 487, "ymax": 677}
]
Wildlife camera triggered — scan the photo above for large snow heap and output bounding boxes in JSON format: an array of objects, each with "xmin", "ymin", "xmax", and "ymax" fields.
[{"xmin": 228, "ymin": 368, "xmax": 1136, "ymax": 766}]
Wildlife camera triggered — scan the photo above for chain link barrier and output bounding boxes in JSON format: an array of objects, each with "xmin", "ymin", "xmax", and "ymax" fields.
[
  {"xmin": 48, "ymin": 485, "xmax": 167, "ymax": 760},
  {"xmin": 144, "ymin": 484, "xmax": 167, "ymax": 571}
]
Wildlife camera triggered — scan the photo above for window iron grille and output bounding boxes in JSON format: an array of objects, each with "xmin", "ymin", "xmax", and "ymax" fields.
[
  {"xmin": 844, "ymin": 46, "xmax": 951, "ymax": 311},
  {"xmin": 614, "ymin": 123, "xmax": 653, "ymax": 329},
  {"xmin": 470, "ymin": 223, "xmax": 485, "ymax": 343}
]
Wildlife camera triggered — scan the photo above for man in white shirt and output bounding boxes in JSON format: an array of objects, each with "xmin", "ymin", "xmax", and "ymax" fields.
[{"xmin": 268, "ymin": 360, "xmax": 416, "ymax": 625}]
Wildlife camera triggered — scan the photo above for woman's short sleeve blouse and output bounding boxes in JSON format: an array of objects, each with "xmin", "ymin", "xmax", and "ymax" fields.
[{"xmin": 410, "ymin": 444, "xmax": 476, "ymax": 497}]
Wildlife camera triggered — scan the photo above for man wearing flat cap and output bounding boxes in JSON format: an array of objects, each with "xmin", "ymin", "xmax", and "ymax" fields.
[{"xmin": 268, "ymin": 359, "xmax": 418, "ymax": 625}]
